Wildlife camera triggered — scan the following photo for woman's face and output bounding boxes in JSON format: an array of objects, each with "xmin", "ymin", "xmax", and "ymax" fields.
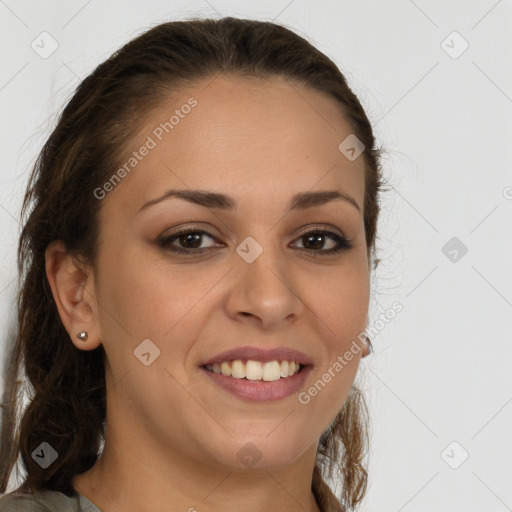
[{"xmin": 90, "ymin": 74, "xmax": 369, "ymax": 470}]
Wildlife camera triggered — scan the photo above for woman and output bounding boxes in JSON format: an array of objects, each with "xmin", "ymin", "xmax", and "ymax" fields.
[{"xmin": 0, "ymin": 17, "xmax": 381, "ymax": 512}]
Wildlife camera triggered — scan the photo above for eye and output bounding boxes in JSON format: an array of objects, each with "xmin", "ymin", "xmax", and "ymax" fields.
[
  {"xmin": 291, "ymin": 229, "xmax": 352, "ymax": 255},
  {"xmin": 157, "ymin": 228, "xmax": 223, "ymax": 254},
  {"xmin": 157, "ymin": 226, "xmax": 352, "ymax": 256}
]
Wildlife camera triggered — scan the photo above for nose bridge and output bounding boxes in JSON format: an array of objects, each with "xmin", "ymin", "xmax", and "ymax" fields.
[{"xmin": 227, "ymin": 231, "xmax": 302, "ymax": 327}]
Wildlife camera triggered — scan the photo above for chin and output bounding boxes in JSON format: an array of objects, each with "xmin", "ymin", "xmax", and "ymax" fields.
[{"xmin": 205, "ymin": 431, "xmax": 314, "ymax": 471}]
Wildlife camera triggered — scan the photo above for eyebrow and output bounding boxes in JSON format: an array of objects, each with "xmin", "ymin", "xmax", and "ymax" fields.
[{"xmin": 138, "ymin": 188, "xmax": 361, "ymax": 213}]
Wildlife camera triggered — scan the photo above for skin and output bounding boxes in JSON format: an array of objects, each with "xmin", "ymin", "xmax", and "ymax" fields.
[{"xmin": 46, "ymin": 74, "xmax": 370, "ymax": 512}]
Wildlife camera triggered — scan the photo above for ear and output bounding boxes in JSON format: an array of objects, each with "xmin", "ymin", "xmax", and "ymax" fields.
[{"xmin": 45, "ymin": 240, "xmax": 102, "ymax": 351}]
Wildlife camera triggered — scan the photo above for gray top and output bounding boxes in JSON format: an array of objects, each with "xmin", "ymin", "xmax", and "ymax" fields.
[{"xmin": 0, "ymin": 490, "xmax": 101, "ymax": 512}]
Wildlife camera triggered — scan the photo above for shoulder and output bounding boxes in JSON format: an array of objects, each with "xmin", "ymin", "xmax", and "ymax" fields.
[
  {"xmin": 0, "ymin": 490, "xmax": 80, "ymax": 512},
  {"xmin": 0, "ymin": 492, "xmax": 51, "ymax": 512}
]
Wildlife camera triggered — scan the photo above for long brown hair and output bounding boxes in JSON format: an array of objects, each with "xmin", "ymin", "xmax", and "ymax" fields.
[{"xmin": 0, "ymin": 17, "xmax": 382, "ymax": 511}]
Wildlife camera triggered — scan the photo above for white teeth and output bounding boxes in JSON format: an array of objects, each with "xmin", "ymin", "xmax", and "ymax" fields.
[
  {"xmin": 262, "ymin": 361, "xmax": 281, "ymax": 381},
  {"xmin": 246, "ymin": 360, "xmax": 263, "ymax": 380},
  {"xmin": 231, "ymin": 360, "xmax": 245, "ymax": 379},
  {"xmin": 205, "ymin": 359, "xmax": 302, "ymax": 381},
  {"xmin": 221, "ymin": 361, "xmax": 231, "ymax": 376}
]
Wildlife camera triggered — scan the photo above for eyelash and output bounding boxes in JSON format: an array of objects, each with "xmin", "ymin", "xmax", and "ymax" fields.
[{"xmin": 157, "ymin": 227, "xmax": 353, "ymax": 256}]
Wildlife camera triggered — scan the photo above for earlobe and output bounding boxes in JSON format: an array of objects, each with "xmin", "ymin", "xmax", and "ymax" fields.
[{"xmin": 45, "ymin": 240, "xmax": 102, "ymax": 351}]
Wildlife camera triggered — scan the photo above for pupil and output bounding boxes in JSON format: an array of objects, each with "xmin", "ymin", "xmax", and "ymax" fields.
[
  {"xmin": 306, "ymin": 234, "xmax": 323, "ymax": 250},
  {"xmin": 182, "ymin": 233, "xmax": 201, "ymax": 248}
]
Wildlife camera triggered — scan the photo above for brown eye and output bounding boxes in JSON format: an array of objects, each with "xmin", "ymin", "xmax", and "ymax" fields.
[
  {"xmin": 158, "ymin": 229, "xmax": 222, "ymax": 254},
  {"xmin": 292, "ymin": 230, "xmax": 352, "ymax": 255},
  {"xmin": 157, "ymin": 227, "xmax": 352, "ymax": 257}
]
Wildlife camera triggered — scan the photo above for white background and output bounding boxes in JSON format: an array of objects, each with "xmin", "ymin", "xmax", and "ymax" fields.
[{"xmin": 1, "ymin": 1, "xmax": 511, "ymax": 510}]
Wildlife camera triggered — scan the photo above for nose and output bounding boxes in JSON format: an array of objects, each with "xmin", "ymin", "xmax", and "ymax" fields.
[{"xmin": 224, "ymin": 239, "xmax": 304, "ymax": 330}]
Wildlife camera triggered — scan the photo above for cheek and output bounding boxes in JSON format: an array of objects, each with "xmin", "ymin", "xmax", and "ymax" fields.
[
  {"xmin": 94, "ymin": 245, "xmax": 222, "ymax": 367},
  {"xmin": 308, "ymin": 258, "xmax": 370, "ymax": 338},
  {"xmin": 92, "ymin": 244, "xmax": 168, "ymax": 375},
  {"xmin": 296, "ymin": 286, "xmax": 367, "ymax": 438},
  {"xmin": 299, "ymin": 258, "xmax": 368, "ymax": 413}
]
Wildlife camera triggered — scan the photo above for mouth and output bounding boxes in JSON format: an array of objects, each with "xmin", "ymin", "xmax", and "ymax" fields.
[
  {"xmin": 201, "ymin": 359, "xmax": 306, "ymax": 381},
  {"xmin": 199, "ymin": 357, "xmax": 313, "ymax": 402}
]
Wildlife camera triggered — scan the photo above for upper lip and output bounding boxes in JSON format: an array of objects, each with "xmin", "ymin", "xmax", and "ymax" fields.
[{"xmin": 200, "ymin": 345, "xmax": 314, "ymax": 366}]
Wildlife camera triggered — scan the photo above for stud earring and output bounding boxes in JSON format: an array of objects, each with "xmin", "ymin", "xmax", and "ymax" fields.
[
  {"xmin": 362, "ymin": 335, "xmax": 373, "ymax": 358},
  {"xmin": 77, "ymin": 331, "xmax": 88, "ymax": 341}
]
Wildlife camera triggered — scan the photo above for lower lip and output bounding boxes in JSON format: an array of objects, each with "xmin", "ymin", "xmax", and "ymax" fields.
[{"xmin": 200, "ymin": 366, "xmax": 313, "ymax": 402}]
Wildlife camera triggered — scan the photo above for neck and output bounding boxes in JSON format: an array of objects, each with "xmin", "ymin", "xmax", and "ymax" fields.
[{"xmin": 73, "ymin": 419, "xmax": 323, "ymax": 512}]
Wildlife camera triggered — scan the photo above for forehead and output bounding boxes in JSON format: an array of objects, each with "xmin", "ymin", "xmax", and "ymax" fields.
[{"xmin": 106, "ymin": 74, "xmax": 365, "ymax": 214}]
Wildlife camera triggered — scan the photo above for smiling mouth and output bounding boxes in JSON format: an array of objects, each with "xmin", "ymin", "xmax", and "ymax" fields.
[{"xmin": 202, "ymin": 359, "xmax": 305, "ymax": 382}]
